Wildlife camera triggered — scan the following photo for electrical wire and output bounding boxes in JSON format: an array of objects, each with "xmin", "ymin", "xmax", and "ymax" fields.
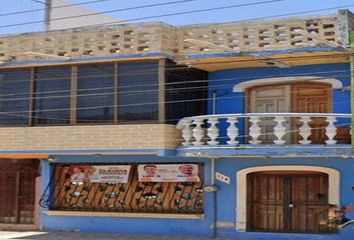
[
  {"xmin": 29, "ymin": 0, "xmax": 46, "ymax": 5},
  {"xmin": 43, "ymin": 3, "xmax": 354, "ymax": 31},
  {"xmin": 0, "ymin": 1, "xmax": 349, "ymax": 68},
  {"xmin": 0, "ymin": 50, "xmax": 350, "ymax": 80},
  {"xmin": 0, "ymin": 83, "xmax": 350, "ymax": 115},
  {"xmin": 0, "ymin": 68, "xmax": 351, "ymax": 99},
  {"xmin": 0, "ymin": 72, "xmax": 350, "ymax": 103},
  {"xmin": 0, "ymin": 67, "xmax": 351, "ymax": 100},
  {"xmin": 0, "ymin": 0, "xmax": 284, "ymax": 29},
  {"xmin": 32, "ymin": 0, "xmax": 202, "ymax": 25},
  {"xmin": 0, "ymin": 96, "xmax": 350, "ymax": 124},
  {"xmin": 1, "ymin": 0, "xmax": 111, "ymax": 17},
  {"xmin": 0, "ymin": 3, "xmax": 349, "ymax": 146}
]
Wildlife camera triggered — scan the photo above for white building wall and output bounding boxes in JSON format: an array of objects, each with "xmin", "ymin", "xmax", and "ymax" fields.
[{"xmin": 48, "ymin": 0, "xmax": 122, "ymax": 31}]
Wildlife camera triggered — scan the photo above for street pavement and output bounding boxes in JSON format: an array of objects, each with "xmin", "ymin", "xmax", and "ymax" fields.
[{"xmin": 0, "ymin": 231, "xmax": 233, "ymax": 240}]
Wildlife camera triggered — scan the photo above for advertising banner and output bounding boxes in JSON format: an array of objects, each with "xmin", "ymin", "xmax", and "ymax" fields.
[
  {"xmin": 70, "ymin": 165, "xmax": 131, "ymax": 183},
  {"xmin": 138, "ymin": 164, "xmax": 200, "ymax": 182}
]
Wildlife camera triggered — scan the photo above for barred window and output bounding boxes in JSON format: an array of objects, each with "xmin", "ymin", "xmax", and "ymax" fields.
[{"xmin": 53, "ymin": 163, "xmax": 204, "ymax": 214}]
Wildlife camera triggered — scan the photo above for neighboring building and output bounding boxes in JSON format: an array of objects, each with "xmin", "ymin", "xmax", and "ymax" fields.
[
  {"xmin": 0, "ymin": 8, "xmax": 353, "ymax": 240},
  {"xmin": 47, "ymin": 0, "xmax": 123, "ymax": 31}
]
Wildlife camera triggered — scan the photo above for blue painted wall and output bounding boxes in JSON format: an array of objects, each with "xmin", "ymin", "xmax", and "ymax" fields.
[
  {"xmin": 207, "ymin": 63, "xmax": 351, "ymax": 144},
  {"xmin": 40, "ymin": 155, "xmax": 215, "ymax": 237},
  {"xmin": 40, "ymin": 155, "xmax": 354, "ymax": 239},
  {"xmin": 213, "ymin": 157, "xmax": 354, "ymax": 239}
]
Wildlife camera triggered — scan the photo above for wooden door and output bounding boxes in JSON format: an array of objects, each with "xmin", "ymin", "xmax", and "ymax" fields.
[
  {"xmin": 249, "ymin": 85, "xmax": 291, "ymax": 143},
  {"xmin": 0, "ymin": 159, "xmax": 39, "ymax": 224},
  {"xmin": 247, "ymin": 172, "xmax": 329, "ymax": 233},
  {"xmin": 291, "ymin": 83, "xmax": 332, "ymax": 143},
  {"xmin": 289, "ymin": 174, "xmax": 329, "ymax": 232}
]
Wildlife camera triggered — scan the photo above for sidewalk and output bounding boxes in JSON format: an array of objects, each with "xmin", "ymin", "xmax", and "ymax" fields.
[{"xmin": 0, "ymin": 231, "xmax": 234, "ymax": 240}]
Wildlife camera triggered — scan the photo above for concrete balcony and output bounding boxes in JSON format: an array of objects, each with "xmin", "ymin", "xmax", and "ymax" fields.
[{"xmin": 176, "ymin": 113, "xmax": 352, "ymax": 157}]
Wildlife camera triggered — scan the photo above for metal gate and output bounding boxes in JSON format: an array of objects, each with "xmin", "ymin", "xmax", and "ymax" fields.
[{"xmin": 0, "ymin": 159, "xmax": 39, "ymax": 224}]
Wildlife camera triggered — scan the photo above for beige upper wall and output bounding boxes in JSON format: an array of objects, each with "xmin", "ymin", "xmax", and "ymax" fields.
[
  {"xmin": 0, "ymin": 124, "xmax": 181, "ymax": 151},
  {"xmin": 48, "ymin": 0, "xmax": 123, "ymax": 31}
]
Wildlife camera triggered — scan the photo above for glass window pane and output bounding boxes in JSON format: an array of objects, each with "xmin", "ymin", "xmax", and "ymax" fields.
[
  {"xmin": 34, "ymin": 67, "xmax": 71, "ymax": 125},
  {"xmin": 0, "ymin": 69, "xmax": 31, "ymax": 125},
  {"xmin": 118, "ymin": 61, "xmax": 158, "ymax": 122},
  {"xmin": 77, "ymin": 64, "xmax": 115, "ymax": 123}
]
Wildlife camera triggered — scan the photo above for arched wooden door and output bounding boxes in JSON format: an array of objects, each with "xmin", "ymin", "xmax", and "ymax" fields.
[
  {"xmin": 247, "ymin": 82, "xmax": 332, "ymax": 143},
  {"xmin": 247, "ymin": 171, "xmax": 329, "ymax": 233}
]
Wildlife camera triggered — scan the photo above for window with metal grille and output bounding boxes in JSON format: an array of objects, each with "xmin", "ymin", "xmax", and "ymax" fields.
[{"xmin": 52, "ymin": 163, "xmax": 204, "ymax": 214}]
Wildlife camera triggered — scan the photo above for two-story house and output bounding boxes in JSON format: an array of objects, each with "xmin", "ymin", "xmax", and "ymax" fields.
[{"xmin": 0, "ymin": 8, "xmax": 353, "ymax": 240}]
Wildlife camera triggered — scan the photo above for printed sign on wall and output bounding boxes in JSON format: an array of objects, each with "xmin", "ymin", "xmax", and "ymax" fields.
[
  {"xmin": 70, "ymin": 165, "xmax": 131, "ymax": 183},
  {"xmin": 138, "ymin": 164, "xmax": 200, "ymax": 182},
  {"xmin": 215, "ymin": 172, "xmax": 230, "ymax": 184}
]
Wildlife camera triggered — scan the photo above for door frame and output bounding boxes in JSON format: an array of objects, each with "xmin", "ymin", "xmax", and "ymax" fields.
[
  {"xmin": 235, "ymin": 165, "xmax": 340, "ymax": 231},
  {"xmin": 233, "ymin": 76, "xmax": 343, "ymax": 93},
  {"xmin": 246, "ymin": 171, "xmax": 329, "ymax": 232},
  {"xmin": 0, "ymin": 159, "xmax": 40, "ymax": 229},
  {"xmin": 245, "ymin": 82, "xmax": 332, "ymax": 113},
  {"xmin": 245, "ymin": 82, "xmax": 332, "ymax": 143}
]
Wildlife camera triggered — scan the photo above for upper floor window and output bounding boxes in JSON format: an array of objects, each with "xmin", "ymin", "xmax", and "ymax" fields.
[
  {"xmin": 77, "ymin": 64, "xmax": 115, "ymax": 123},
  {"xmin": 0, "ymin": 69, "xmax": 31, "ymax": 125},
  {"xmin": 34, "ymin": 67, "xmax": 71, "ymax": 125},
  {"xmin": 0, "ymin": 61, "xmax": 160, "ymax": 126},
  {"xmin": 0, "ymin": 60, "xmax": 207, "ymax": 126},
  {"xmin": 118, "ymin": 62, "xmax": 158, "ymax": 122}
]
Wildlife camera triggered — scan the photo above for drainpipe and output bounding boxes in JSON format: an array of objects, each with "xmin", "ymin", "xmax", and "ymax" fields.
[
  {"xmin": 350, "ymin": 31, "xmax": 354, "ymax": 154},
  {"xmin": 210, "ymin": 157, "xmax": 217, "ymax": 238},
  {"xmin": 212, "ymin": 91, "xmax": 217, "ymax": 115}
]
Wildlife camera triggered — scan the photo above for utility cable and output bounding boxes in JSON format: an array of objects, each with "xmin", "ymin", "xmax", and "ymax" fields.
[
  {"xmin": 0, "ymin": 50, "xmax": 350, "ymax": 80},
  {"xmin": 28, "ymin": 0, "xmax": 201, "ymax": 26},
  {"xmin": 29, "ymin": 0, "xmax": 46, "ymax": 5},
  {"xmin": 0, "ymin": 97, "xmax": 350, "ymax": 123},
  {"xmin": 0, "ymin": 73, "xmax": 350, "ymax": 103},
  {"xmin": 0, "ymin": 85, "xmax": 351, "ymax": 115},
  {"xmin": 0, "ymin": 0, "xmax": 285, "ymax": 29},
  {"xmin": 0, "ymin": 0, "xmax": 110, "ymax": 17},
  {"xmin": 45, "ymin": 3, "xmax": 354, "ymax": 31},
  {"xmin": 0, "ymin": 68, "xmax": 351, "ymax": 99}
]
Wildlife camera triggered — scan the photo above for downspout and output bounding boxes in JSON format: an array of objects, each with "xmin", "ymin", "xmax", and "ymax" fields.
[
  {"xmin": 350, "ymin": 31, "xmax": 354, "ymax": 154},
  {"xmin": 212, "ymin": 91, "xmax": 217, "ymax": 115},
  {"xmin": 210, "ymin": 157, "xmax": 217, "ymax": 238}
]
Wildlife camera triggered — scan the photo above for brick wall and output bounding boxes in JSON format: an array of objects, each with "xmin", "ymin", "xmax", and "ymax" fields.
[{"xmin": 0, "ymin": 124, "xmax": 181, "ymax": 151}]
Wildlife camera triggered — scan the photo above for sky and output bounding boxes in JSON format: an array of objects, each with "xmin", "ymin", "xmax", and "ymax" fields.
[{"xmin": 0, "ymin": 0, "xmax": 354, "ymax": 35}]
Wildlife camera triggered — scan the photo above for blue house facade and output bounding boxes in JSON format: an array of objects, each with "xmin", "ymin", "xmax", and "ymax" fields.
[{"xmin": 0, "ymin": 9, "xmax": 353, "ymax": 240}]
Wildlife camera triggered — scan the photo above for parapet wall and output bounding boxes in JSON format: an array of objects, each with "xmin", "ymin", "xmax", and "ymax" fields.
[{"xmin": 0, "ymin": 10, "xmax": 351, "ymax": 63}]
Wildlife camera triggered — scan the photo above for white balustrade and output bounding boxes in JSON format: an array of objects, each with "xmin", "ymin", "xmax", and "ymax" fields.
[
  {"xmin": 207, "ymin": 117, "xmax": 219, "ymax": 146},
  {"xmin": 273, "ymin": 116, "xmax": 286, "ymax": 145},
  {"xmin": 177, "ymin": 113, "xmax": 350, "ymax": 147},
  {"xmin": 249, "ymin": 116, "xmax": 261, "ymax": 144},
  {"xmin": 192, "ymin": 119, "xmax": 205, "ymax": 146},
  {"xmin": 325, "ymin": 116, "xmax": 337, "ymax": 145},
  {"xmin": 226, "ymin": 117, "xmax": 239, "ymax": 145},
  {"xmin": 299, "ymin": 116, "xmax": 312, "ymax": 145},
  {"xmin": 181, "ymin": 120, "xmax": 193, "ymax": 146}
]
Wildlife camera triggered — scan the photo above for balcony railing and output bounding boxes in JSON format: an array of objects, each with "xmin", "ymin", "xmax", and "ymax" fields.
[{"xmin": 177, "ymin": 113, "xmax": 351, "ymax": 147}]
